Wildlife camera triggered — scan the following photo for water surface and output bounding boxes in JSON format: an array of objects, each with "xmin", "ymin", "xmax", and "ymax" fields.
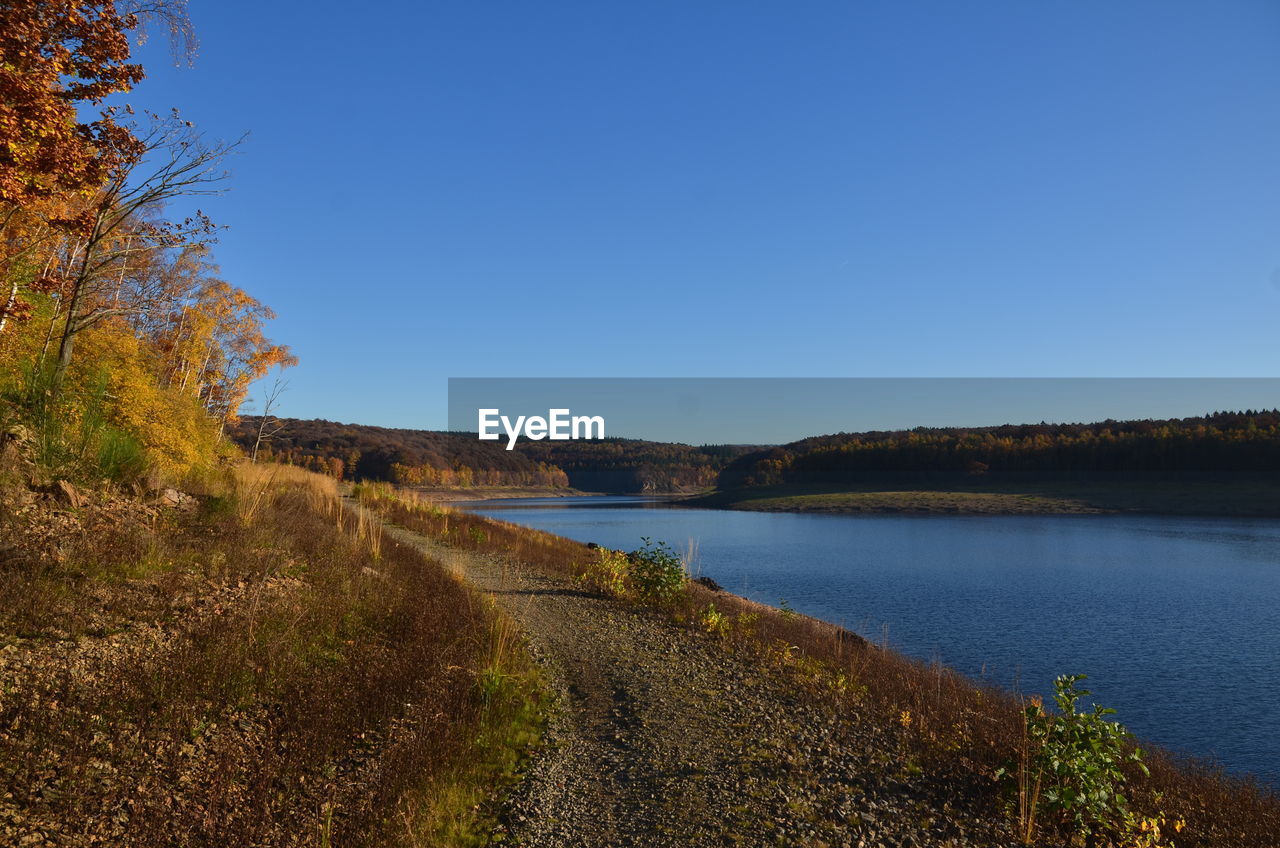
[{"xmin": 462, "ymin": 496, "xmax": 1280, "ymax": 786}]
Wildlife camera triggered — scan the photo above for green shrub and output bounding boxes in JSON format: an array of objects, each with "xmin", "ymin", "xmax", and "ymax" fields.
[
  {"xmin": 1005, "ymin": 673, "xmax": 1148, "ymax": 844},
  {"xmin": 577, "ymin": 538, "xmax": 687, "ymax": 604},
  {"xmin": 579, "ymin": 547, "xmax": 630, "ymax": 597},
  {"xmin": 699, "ymin": 603, "xmax": 729, "ymax": 636},
  {"xmin": 626, "ymin": 537, "xmax": 686, "ymax": 604}
]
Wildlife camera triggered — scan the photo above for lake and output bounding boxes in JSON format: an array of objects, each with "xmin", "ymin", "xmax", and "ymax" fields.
[{"xmin": 461, "ymin": 496, "xmax": 1280, "ymax": 786}]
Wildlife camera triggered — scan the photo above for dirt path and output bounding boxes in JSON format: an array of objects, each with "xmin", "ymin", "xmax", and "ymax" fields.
[{"xmin": 379, "ymin": 519, "xmax": 1016, "ymax": 848}]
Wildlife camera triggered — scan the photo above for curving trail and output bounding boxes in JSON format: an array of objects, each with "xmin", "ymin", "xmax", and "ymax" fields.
[{"xmin": 378, "ymin": 517, "xmax": 1016, "ymax": 848}]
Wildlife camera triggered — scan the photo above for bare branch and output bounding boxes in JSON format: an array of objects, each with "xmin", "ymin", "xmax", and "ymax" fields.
[
  {"xmin": 122, "ymin": 0, "xmax": 199, "ymax": 67},
  {"xmin": 251, "ymin": 377, "xmax": 289, "ymax": 463}
]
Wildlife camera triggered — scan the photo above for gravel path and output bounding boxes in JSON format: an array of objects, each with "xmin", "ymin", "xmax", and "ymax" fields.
[{"xmin": 382, "ymin": 521, "xmax": 1017, "ymax": 848}]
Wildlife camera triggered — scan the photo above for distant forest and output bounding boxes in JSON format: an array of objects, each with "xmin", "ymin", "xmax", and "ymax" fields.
[
  {"xmin": 718, "ymin": 410, "xmax": 1280, "ymax": 488},
  {"xmin": 227, "ymin": 419, "xmax": 567, "ymax": 487},
  {"xmin": 228, "ymin": 418, "xmax": 755, "ymax": 491},
  {"xmin": 516, "ymin": 439, "xmax": 759, "ymax": 492},
  {"xmin": 230, "ymin": 411, "xmax": 1280, "ymax": 492}
]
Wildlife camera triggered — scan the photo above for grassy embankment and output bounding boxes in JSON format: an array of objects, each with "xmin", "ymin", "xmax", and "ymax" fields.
[
  {"xmin": 0, "ymin": 462, "xmax": 546, "ymax": 847},
  {"xmin": 689, "ymin": 474, "xmax": 1280, "ymax": 517},
  {"xmin": 356, "ymin": 482, "xmax": 1280, "ymax": 847}
]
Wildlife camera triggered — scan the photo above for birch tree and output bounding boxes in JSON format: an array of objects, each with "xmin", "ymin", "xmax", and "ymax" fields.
[{"xmin": 50, "ymin": 114, "xmax": 240, "ymax": 392}]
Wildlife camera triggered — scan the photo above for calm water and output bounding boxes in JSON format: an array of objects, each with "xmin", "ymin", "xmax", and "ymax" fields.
[{"xmin": 462, "ymin": 496, "xmax": 1280, "ymax": 786}]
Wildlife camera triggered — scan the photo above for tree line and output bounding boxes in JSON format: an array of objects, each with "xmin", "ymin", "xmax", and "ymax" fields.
[
  {"xmin": 718, "ymin": 410, "xmax": 1280, "ymax": 488},
  {"xmin": 230, "ymin": 410, "xmax": 1280, "ymax": 493},
  {"xmin": 230, "ymin": 417, "xmax": 570, "ymax": 487},
  {"xmin": 230, "ymin": 418, "xmax": 758, "ymax": 491},
  {"xmin": 516, "ymin": 438, "xmax": 760, "ymax": 492}
]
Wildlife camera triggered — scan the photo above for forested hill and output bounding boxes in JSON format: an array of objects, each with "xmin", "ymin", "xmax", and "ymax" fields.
[
  {"xmin": 228, "ymin": 418, "xmax": 759, "ymax": 491},
  {"xmin": 516, "ymin": 439, "xmax": 761, "ymax": 492},
  {"xmin": 227, "ymin": 418, "xmax": 568, "ymax": 487},
  {"xmin": 717, "ymin": 410, "xmax": 1280, "ymax": 488},
  {"xmin": 232, "ymin": 411, "xmax": 1280, "ymax": 492}
]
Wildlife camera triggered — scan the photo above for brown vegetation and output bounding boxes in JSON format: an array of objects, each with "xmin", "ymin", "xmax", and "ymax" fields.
[{"xmin": 0, "ymin": 464, "xmax": 543, "ymax": 846}]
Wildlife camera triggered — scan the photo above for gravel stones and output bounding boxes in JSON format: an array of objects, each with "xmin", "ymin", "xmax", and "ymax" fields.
[{"xmin": 383, "ymin": 523, "xmax": 1020, "ymax": 848}]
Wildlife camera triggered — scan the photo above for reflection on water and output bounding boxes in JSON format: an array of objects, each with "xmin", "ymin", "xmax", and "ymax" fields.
[{"xmin": 462, "ymin": 496, "xmax": 1280, "ymax": 786}]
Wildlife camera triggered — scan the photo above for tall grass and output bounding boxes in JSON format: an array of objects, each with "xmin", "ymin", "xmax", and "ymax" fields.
[
  {"xmin": 394, "ymin": 599, "xmax": 547, "ymax": 847},
  {"xmin": 0, "ymin": 363, "xmax": 149, "ymax": 484},
  {"xmin": 0, "ymin": 463, "xmax": 543, "ymax": 847},
  {"xmin": 235, "ymin": 461, "xmax": 339, "ymax": 522}
]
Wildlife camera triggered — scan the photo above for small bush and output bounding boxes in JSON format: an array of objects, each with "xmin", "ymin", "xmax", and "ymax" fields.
[
  {"xmin": 699, "ymin": 603, "xmax": 729, "ymax": 636},
  {"xmin": 576, "ymin": 539, "xmax": 687, "ymax": 604},
  {"xmin": 626, "ymin": 537, "xmax": 686, "ymax": 604},
  {"xmin": 1005, "ymin": 674, "xmax": 1148, "ymax": 844},
  {"xmin": 580, "ymin": 547, "xmax": 629, "ymax": 597}
]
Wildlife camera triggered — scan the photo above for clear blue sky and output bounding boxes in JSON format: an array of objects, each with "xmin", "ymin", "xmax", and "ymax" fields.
[{"xmin": 122, "ymin": 1, "xmax": 1280, "ymax": 431}]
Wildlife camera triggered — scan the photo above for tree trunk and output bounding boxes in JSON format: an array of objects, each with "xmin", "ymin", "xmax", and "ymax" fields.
[
  {"xmin": 252, "ymin": 416, "xmax": 268, "ymax": 462},
  {"xmin": 50, "ymin": 285, "xmax": 83, "ymax": 391},
  {"xmin": 50, "ymin": 220, "xmax": 101, "ymax": 394},
  {"xmin": 0, "ymin": 275, "xmax": 18, "ymax": 334},
  {"xmin": 37, "ymin": 297, "xmax": 61, "ymax": 370},
  {"xmin": 0, "ymin": 241, "xmax": 56, "ymax": 335}
]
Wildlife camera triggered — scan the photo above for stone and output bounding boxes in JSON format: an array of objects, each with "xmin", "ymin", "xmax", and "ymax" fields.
[
  {"xmin": 1, "ymin": 424, "xmax": 32, "ymax": 446},
  {"xmin": 155, "ymin": 488, "xmax": 194, "ymax": 508},
  {"xmin": 52, "ymin": 480, "xmax": 85, "ymax": 509}
]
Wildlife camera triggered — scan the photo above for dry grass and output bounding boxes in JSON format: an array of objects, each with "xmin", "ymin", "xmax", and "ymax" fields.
[
  {"xmin": 358, "ymin": 483, "xmax": 1280, "ymax": 848},
  {"xmin": 234, "ymin": 460, "xmax": 339, "ymax": 523},
  {"xmin": 395, "ymin": 600, "xmax": 547, "ymax": 847},
  {"xmin": 0, "ymin": 464, "xmax": 542, "ymax": 847}
]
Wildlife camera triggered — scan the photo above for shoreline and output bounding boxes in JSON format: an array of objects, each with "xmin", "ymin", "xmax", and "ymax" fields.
[
  {"xmin": 404, "ymin": 486, "xmax": 594, "ymax": 503},
  {"xmin": 423, "ymin": 488, "xmax": 696, "ymax": 505},
  {"xmin": 681, "ymin": 479, "xmax": 1280, "ymax": 519},
  {"xmin": 397, "ymin": 480, "xmax": 1280, "ymax": 519}
]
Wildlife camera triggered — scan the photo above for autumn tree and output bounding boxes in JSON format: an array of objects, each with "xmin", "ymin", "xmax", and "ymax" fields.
[
  {"xmin": 0, "ymin": 1, "xmax": 193, "ymax": 333},
  {"xmin": 147, "ymin": 274, "xmax": 295, "ymax": 427},
  {"xmin": 0, "ymin": 1, "xmax": 143, "ymax": 209},
  {"xmin": 0, "ymin": 0, "xmax": 291, "ymax": 481},
  {"xmin": 0, "ymin": 0, "xmax": 194, "ymax": 210},
  {"xmin": 49, "ymin": 114, "xmax": 239, "ymax": 390}
]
